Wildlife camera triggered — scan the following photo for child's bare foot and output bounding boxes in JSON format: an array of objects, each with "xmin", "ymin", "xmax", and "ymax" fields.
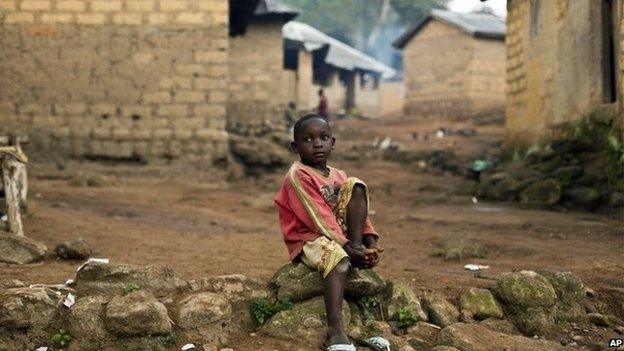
[{"xmin": 326, "ymin": 326, "xmax": 350, "ymax": 346}]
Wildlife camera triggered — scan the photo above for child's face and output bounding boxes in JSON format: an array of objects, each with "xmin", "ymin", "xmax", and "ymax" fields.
[{"xmin": 292, "ymin": 118, "xmax": 335, "ymax": 168}]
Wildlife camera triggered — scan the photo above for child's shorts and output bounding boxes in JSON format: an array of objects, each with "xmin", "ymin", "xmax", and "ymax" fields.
[{"xmin": 301, "ymin": 236, "xmax": 348, "ymax": 278}]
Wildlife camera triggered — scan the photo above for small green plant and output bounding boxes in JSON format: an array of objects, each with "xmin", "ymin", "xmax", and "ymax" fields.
[
  {"xmin": 51, "ymin": 328, "xmax": 72, "ymax": 348},
  {"xmin": 396, "ymin": 306, "xmax": 418, "ymax": 329},
  {"xmin": 124, "ymin": 283, "xmax": 141, "ymax": 294},
  {"xmin": 162, "ymin": 332, "xmax": 179, "ymax": 347},
  {"xmin": 357, "ymin": 295, "xmax": 380, "ymax": 321},
  {"xmin": 250, "ymin": 296, "xmax": 293, "ymax": 325}
]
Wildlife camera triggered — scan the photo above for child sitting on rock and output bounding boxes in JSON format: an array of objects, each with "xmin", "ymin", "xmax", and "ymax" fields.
[{"xmin": 275, "ymin": 114, "xmax": 387, "ymax": 351}]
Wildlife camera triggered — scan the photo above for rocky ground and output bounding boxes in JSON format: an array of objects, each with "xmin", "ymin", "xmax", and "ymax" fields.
[{"xmin": 0, "ymin": 116, "xmax": 622, "ymax": 350}]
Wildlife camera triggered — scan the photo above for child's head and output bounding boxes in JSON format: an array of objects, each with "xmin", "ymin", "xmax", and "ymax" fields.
[
  {"xmin": 318, "ymin": 88, "xmax": 324, "ymax": 97},
  {"xmin": 291, "ymin": 114, "xmax": 334, "ymax": 168}
]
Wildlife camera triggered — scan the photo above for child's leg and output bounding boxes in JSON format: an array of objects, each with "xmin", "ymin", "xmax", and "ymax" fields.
[
  {"xmin": 324, "ymin": 257, "xmax": 350, "ymax": 345},
  {"xmin": 346, "ymin": 184, "xmax": 367, "ymax": 245}
]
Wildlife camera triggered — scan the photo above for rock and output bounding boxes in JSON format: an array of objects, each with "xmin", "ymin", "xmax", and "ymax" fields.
[
  {"xmin": 519, "ymin": 179, "xmax": 562, "ymax": 205},
  {"xmin": 479, "ymin": 318, "xmax": 522, "ymax": 335},
  {"xmin": 406, "ymin": 321, "xmax": 441, "ymax": 345},
  {"xmin": 75, "ymin": 263, "xmax": 187, "ymax": 297},
  {"xmin": 177, "ymin": 292, "xmax": 231, "ymax": 329},
  {"xmin": 562, "ymin": 187, "xmax": 601, "ymax": 209},
  {"xmin": 421, "ymin": 294, "xmax": 460, "ymax": 328},
  {"xmin": 54, "ymin": 237, "xmax": 92, "ymax": 260},
  {"xmin": 105, "ymin": 290, "xmax": 171, "ymax": 336},
  {"xmin": 611, "ymin": 192, "xmax": 624, "ymax": 208},
  {"xmin": 189, "ymin": 274, "xmax": 269, "ymax": 304},
  {"xmin": 229, "ymin": 136, "xmax": 290, "ymax": 169},
  {"xmin": 67, "ymin": 295, "xmax": 109, "ymax": 341},
  {"xmin": 262, "ymin": 296, "xmax": 350, "ymax": 347},
  {"xmin": 431, "ymin": 347, "xmax": 461, "ymax": 351},
  {"xmin": 459, "ymin": 288, "xmax": 504, "ymax": 320},
  {"xmin": 437, "ymin": 323, "xmax": 568, "ymax": 351},
  {"xmin": 0, "ymin": 233, "xmax": 47, "ymax": 264},
  {"xmin": 455, "ymin": 180, "xmax": 479, "ymax": 196},
  {"xmin": 432, "ymin": 241, "xmax": 487, "ymax": 261},
  {"xmin": 399, "ymin": 346, "xmax": 416, "ymax": 351},
  {"xmin": 479, "ymin": 173, "xmax": 522, "ymax": 201},
  {"xmin": 550, "ymin": 165, "xmax": 582, "ymax": 185},
  {"xmin": 0, "ymin": 287, "xmax": 60, "ymax": 329},
  {"xmin": 388, "ymin": 283, "xmax": 427, "ymax": 323},
  {"xmin": 357, "ymin": 320, "xmax": 407, "ymax": 350},
  {"xmin": 537, "ymin": 270, "xmax": 585, "ymax": 322},
  {"xmin": 495, "ymin": 271, "xmax": 557, "ymax": 335},
  {"xmin": 270, "ymin": 263, "xmax": 387, "ymax": 303}
]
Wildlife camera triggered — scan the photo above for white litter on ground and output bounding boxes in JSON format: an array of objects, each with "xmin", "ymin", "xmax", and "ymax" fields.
[
  {"xmin": 76, "ymin": 258, "xmax": 110, "ymax": 272},
  {"xmin": 464, "ymin": 264, "xmax": 490, "ymax": 271},
  {"xmin": 63, "ymin": 293, "xmax": 76, "ymax": 308},
  {"xmin": 0, "ymin": 214, "xmax": 6, "ymax": 222},
  {"xmin": 471, "ymin": 197, "xmax": 479, "ymax": 204},
  {"xmin": 65, "ymin": 279, "xmax": 74, "ymax": 286},
  {"xmin": 181, "ymin": 343, "xmax": 196, "ymax": 350},
  {"xmin": 36, "ymin": 347, "xmax": 48, "ymax": 351}
]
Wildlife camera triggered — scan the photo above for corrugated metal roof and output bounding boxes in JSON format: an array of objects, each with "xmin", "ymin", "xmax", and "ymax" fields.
[
  {"xmin": 393, "ymin": 9, "xmax": 505, "ymax": 48},
  {"xmin": 283, "ymin": 21, "xmax": 396, "ymax": 77},
  {"xmin": 254, "ymin": 0, "xmax": 299, "ymax": 16}
]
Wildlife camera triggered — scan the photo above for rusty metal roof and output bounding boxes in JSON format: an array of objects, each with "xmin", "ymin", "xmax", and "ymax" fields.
[
  {"xmin": 393, "ymin": 9, "xmax": 505, "ymax": 48},
  {"xmin": 283, "ymin": 21, "xmax": 396, "ymax": 77}
]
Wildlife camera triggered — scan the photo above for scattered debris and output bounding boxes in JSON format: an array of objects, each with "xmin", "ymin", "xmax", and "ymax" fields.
[
  {"xmin": 63, "ymin": 293, "xmax": 76, "ymax": 308},
  {"xmin": 1, "ymin": 214, "xmax": 6, "ymax": 222},
  {"xmin": 76, "ymin": 258, "xmax": 110, "ymax": 272},
  {"xmin": 464, "ymin": 264, "xmax": 490, "ymax": 271},
  {"xmin": 55, "ymin": 238, "xmax": 93, "ymax": 260},
  {"xmin": 35, "ymin": 347, "xmax": 48, "ymax": 351},
  {"xmin": 182, "ymin": 343, "xmax": 196, "ymax": 350},
  {"xmin": 471, "ymin": 197, "xmax": 478, "ymax": 204}
]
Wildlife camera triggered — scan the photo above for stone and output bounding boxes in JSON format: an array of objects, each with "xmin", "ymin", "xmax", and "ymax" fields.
[
  {"xmin": 67, "ymin": 295, "xmax": 109, "ymax": 341},
  {"xmin": 611, "ymin": 192, "xmax": 624, "ymax": 208},
  {"xmin": 399, "ymin": 346, "xmax": 416, "ymax": 351},
  {"xmin": 270, "ymin": 263, "xmax": 387, "ymax": 303},
  {"xmin": 550, "ymin": 165, "xmax": 583, "ymax": 186},
  {"xmin": 479, "ymin": 318, "xmax": 522, "ymax": 335},
  {"xmin": 437, "ymin": 323, "xmax": 568, "ymax": 351},
  {"xmin": 519, "ymin": 179, "xmax": 562, "ymax": 205},
  {"xmin": 229, "ymin": 136, "xmax": 290, "ymax": 170},
  {"xmin": 431, "ymin": 347, "xmax": 461, "ymax": 351},
  {"xmin": 55, "ymin": 237, "xmax": 92, "ymax": 260},
  {"xmin": 0, "ymin": 287, "xmax": 60, "ymax": 329},
  {"xmin": 421, "ymin": 294, "xmax": 460, "ymax": 328},
  {"xmin": 587, "ymin": 313, "xmax": 612, "ymax": 327},
  {"xmin": 388, "ymin": 283, "xmax": 427, "ymax": 323},
  {"xmin": 432, "ymin": 241, "xmax": 487, "ymax": 261},
  {"xmin": 479, "ymin": 173, "xmax": 522, "ymax": 201},
  {"xmin": 177, "ymin": 292, "xmax": 231, "ymax": 329},
  {"xmin": 189, "ymin": 274, "xmax": 269, "ymax": 304},
  {"xmin": 495, "ymin": 271, "xmax": 557, "ymax": 335},
  {"xmin": 455, "ymin": 180, "xmax": 479, "ymax": 196},
  {"xmin": 75, "ymin": 263, "xmax": 187, "ymax": 296},
  {"xmin": 0, "ymin": 233, "xmax": 47, "ymax": 264},
  {"xmin": 562, "ymin": 187, "xmax": 602, "ymax": 209},
  {"xmin": 459, "ymin": 288, "xmax": 504, "ymax": 320},
  {"xmin": 406, "ymin": 321, "xmax": 441, "ymax": 345},
  {"xmin": 262, "ymin": 296, "xmax": 350, "ymax": 347},
  {"xmin": 356, "ymin": 320, "xmax": 407, "ymax": 350},
  {"xmin": 536, "ymin": 270, "xmax": 585, "ymax": 322},
  {"xmin": 105, "ymin": 290, "xmax": 171, "ymax": 336}
]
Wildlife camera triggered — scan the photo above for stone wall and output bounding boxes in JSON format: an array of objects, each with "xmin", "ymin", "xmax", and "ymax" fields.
[
  {"xmin": 0, "ymin": 0, "xmax": 230, "ymax": 162},
  {"xmin": 227, "ymin": 19, "xmax": 292, "ymax": 136},
  {"xmin": 402, "ymin": 19, "xmax": 505, "ymax": 119},
  {"xmin": 505, "ymin": 0, "xmax": 623, "ymax": 147}
]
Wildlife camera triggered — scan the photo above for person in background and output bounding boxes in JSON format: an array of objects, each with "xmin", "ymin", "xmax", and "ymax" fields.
[{"xmin": 318, "ymin": 88, "xmax": 329, "ymax": 118}]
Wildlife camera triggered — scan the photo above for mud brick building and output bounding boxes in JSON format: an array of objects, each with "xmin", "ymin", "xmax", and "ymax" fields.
[
  {"xmin": 283, "ymin": 21, "xmax": 397, "ymax": 118},
  {"xmin": 394, "ymin": 9, "xmax": 506, "ymax": 119},
  {"xmin": 505, "ymin": 0, "xmax": 623, "ymax": 147},
  {"xmin": 227, "ymin": 0, "xmax": 297, "ymax": 136}
]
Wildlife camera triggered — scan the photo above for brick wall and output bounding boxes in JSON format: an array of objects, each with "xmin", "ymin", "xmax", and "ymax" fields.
[
  {"xmin": 0, "ymin": 0, "xmax": 230, "ymax": 162},
  {"xmin": 402, "ymin": 19, "xmax": 505, "ymax": 119},
  {"xmin": 227, "ymin": 19, "xmax": 292, "ymax": 136},
  {"xmin": 505, "ymin": 0, "xmax": 621, "ymax": 147}
]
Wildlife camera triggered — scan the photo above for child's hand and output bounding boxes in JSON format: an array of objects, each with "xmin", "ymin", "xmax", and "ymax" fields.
[
  {"xmin": 363, "ymin": 235, "xmax": 383, "ymax": 267},
  {"xmin": 344, "ymin": 242, "xmax": 377, "ymax": 269}
]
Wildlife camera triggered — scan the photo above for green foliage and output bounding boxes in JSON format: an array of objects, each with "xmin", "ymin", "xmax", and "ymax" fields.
[
  {"xmin": 124, "ymin": 283, "xmax": 141, "ymax": 295},
  {"xmin": 357, "ymin": 295, "xmax": 380, "ymax": 321},
  {"xmin": 162, "ymin": 332, "xmax": 179, "ymax": 347},
  {"xmin": 51, "ymin": 328, "xmax": 72, "ymax": 348},
  {"xmin": 396, "ymin": 306, "xmax": 418, "ymax": 329},
  {"xmin": 250, "ymin": 296, "xmax": 294, "ymax": 325},
  {"xmin": 571, "ymin": 112, "xmax": 624, "ymax": 189}
]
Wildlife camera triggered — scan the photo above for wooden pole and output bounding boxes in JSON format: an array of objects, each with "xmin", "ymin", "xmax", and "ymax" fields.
[{"xmin": 1, "ymin": 157, "xmax": 24, "ymax": 236}]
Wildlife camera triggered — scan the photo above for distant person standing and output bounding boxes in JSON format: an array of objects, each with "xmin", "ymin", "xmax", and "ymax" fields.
[{"xmin": 317, "ymin": 88, "xmax": 329, "ymax": 118}]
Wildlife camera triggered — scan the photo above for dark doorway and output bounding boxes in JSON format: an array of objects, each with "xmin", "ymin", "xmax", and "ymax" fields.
[{"xmin": 601, "ymin": 0, "xmax": 617, "ymax": 103}]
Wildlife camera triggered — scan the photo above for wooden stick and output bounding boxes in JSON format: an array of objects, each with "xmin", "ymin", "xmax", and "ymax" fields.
[{"xmin": 1, "ymin": 157, "xmax": 24, "ymax": 236}]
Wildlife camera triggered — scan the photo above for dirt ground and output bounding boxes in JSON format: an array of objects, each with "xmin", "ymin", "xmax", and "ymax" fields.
[{"xmin": 2, "ymin": 116, "xmax": 623, "ymax": 350}]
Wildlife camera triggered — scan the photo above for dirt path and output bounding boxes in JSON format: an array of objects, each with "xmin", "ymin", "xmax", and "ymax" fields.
[{"xmin": 1, "ymin": 117, "xmax": 622, "ymax": 350}]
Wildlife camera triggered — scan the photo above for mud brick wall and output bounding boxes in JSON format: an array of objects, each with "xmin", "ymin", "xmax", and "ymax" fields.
[
  {"xmin": 402, "ymin": 20, "xmax": 505, "ymax": 119},
  {"xmin": 227, "ymin": 19, "xmax": 291, "ymax": 136},
  {"xmin": 0, "ymin": 0, "xmax": 229, "ymax": 162},
  {"xmin": 505, "ymin": 0, "xmax": 622, "ymax": 147}
]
